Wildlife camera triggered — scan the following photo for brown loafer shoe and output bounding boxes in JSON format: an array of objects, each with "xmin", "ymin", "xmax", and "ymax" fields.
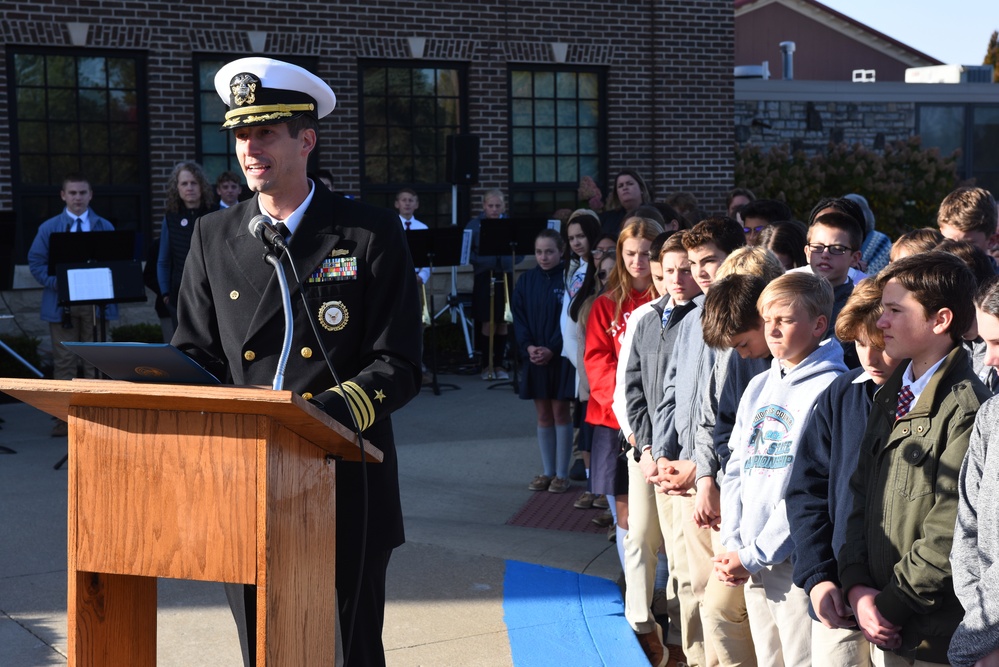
[
  {"xmin": 528, "ymin": 474, "xmax": 553, "ymax": 491},
  {"xmin": 592, "ymin": 494, "xmax": 609, "ymax": 509},
  {"xmin": 573, "ymin": 491, "xmax": 596, "ymax": 509},
  {"xmin": 547, "ymin": 477, "xmax": 570, "ymax": 494},
  {"xmin": 591, "ymin": 509, "xmax": 613, "ymax": 527}
]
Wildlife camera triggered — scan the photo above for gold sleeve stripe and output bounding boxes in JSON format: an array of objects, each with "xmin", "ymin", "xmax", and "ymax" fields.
[
  {"xmin": 327, "ymin": 381, "xmax": 375, "ymax": 431},
  {"xmin": 343, "ymin": 381, "xmax": 376, "ymax": 430}
]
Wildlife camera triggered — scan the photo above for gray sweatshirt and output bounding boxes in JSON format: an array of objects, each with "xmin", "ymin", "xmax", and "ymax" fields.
[
  {"xmin": 949, "ymin": 395, "xmax": 999, "ymax": 667},
  {"xmin": 721, "ymin": 338, "xmax": 846, "ymax": 574}
]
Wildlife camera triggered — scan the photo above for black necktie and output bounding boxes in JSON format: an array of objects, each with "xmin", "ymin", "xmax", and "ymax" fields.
[
  {"xmin": 69, "ymin": 217, "xmax": 81, "ymax": 232},
  {"xmin": 274, "ymin": 221, "xmax": 291, "ymax": 243}
]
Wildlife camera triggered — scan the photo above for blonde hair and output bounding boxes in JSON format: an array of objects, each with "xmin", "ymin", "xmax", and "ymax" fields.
[
  {"xmin": 715, "ymin": 246, "xmax": 785, "ymax": 282},
  {"xmin": 604, "ymin": 216, "xmax": 664, "ymax": 329},
  {"xmin": 757, "ymin": 272, "xmax": 833, "ymax": 322}
]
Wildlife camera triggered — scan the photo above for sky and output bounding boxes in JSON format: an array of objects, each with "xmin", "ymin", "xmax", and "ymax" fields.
[{"xmin": 818, "ymin": 0, "xmax": 997, "ymax": 65}]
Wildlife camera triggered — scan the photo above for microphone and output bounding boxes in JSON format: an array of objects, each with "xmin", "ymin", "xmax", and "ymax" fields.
[{"xmin": 247, "ymin": 214, "xmax": 288, "ymax": 253}]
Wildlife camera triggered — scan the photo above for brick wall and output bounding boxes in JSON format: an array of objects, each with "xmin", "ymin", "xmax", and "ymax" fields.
[{"xmin": 0, "ymin": 1, "xmax": 734, "ymax": 351}]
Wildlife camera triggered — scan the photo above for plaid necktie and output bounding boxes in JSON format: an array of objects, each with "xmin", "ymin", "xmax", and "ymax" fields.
[{"xmin": 896, "ymin": 384, "xmax": 914, "ymax": 420}]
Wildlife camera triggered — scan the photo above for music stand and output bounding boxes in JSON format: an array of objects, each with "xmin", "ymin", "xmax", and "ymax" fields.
[
  {"xmin": 407, "ymin": 228, "xmax": 468, "ymax": 396},
  {"xmin": 478, "ymin": 217, "xmax": 548, "ymax": 392},
  {"xmin": 50, "ymin": 230, "xmax": 145, "ymax": 344}
]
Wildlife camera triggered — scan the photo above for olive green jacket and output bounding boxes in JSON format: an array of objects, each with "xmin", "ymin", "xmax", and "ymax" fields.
[{"xmin": 838, "ymin": 345, "xmax": 990, "ymax": 663}]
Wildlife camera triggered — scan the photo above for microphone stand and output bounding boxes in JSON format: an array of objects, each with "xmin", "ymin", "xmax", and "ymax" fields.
[{"xmin": 264, "ymin": 251, "xmax": 294, "ymax": 390}]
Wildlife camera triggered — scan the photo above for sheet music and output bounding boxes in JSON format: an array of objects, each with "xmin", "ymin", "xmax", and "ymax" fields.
[
  {"xmin": 461, "ymin": 228, "xmax": 473, "ymax": 266},
  {"xmin": 67, "ymin": 267, "xmax": 114, "ymax": 302},
  {"xmin": 548, "ymin": 219, "xmax": 561, "ymax": 231}
]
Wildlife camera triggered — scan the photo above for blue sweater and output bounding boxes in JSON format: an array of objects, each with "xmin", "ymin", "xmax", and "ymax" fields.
[
  {"xmin": 512, "ymin": 262, "xmax": 566, "ymax": 360},
  {"xmin": 787, "ymin": 367, "xmax": 873, "ymax": 596}
]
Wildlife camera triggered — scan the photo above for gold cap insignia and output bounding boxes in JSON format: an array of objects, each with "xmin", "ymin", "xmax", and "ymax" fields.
[{"xmin": 230, "ymin": 73, "xmax": 258, "ymax": 107}]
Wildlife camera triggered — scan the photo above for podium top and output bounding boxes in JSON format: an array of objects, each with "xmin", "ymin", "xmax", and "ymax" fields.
[{"xmin": 0, "ymin": 378, "xmax": 381, "ymax": 462}]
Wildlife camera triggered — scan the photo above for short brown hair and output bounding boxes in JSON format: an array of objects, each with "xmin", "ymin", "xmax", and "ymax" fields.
[
  {"xmin": 975, "ymin": 275, "xmax": 999, "ymax": 318},
  {"xmin": 935, "ymin": 239, "xmax": 995, "ymax": 288},
  {"xmin": 658, "ymin": 230, "xmax": 687, "ymax": 262},
  {"xmin": 702, "ymin": 274, "xmax": 767, "ymax": 349},
  {"xmin": 758, "ymin": 272, "xmax": 834, "ymax": 323},
  {"xmin": 834, "ymin": 278, "xmax": 885, "ymax": 347},
  {"xmin": 938, "ymin": 186, "xmax": 998, "ymax": 237},
  {"xmin": 683, "ymin": 216, "xmax": 746, "ymax": 255},
  {"xmin": 875, "ymin": 251, "xmax": 977, "ymax": 342},
  {"xmin": 890, "ymin": 227, "xmax": 944, "ymax": 261},
  {"xmin": 809, "ymin": 211, "xmax": 863, "ymax": 251}
]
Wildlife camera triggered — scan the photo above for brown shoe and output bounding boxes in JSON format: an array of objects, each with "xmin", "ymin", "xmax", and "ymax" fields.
[
  {"xmin": 592, "ymin": 494, "xmax": 609, "ymax": 509},
  {"xmin": 591, "ymin": 509, "xmax": 613, "ymax": 527},
  {"xmin": 573, "ymin": 491, "xmax": 596, "ymax": 509},
  {"xmin": 665, "ymin": 643, "xmax": 688, "ymax": 667},
  {"xmin": 528, "ymin": 474, "xmax": 553, "ymax": 491},
  {"xmin": 547, "ymin": 477, "xmax": 570, "ymax": 494},
  {"xmin": 636, "ymin": 626, "xmax": 666, "ymax": 667}
]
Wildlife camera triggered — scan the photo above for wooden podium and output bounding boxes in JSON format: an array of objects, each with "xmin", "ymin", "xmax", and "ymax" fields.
[{"xmin": 0, "ymin": 378, "xmax": 381, "ymax": 666}]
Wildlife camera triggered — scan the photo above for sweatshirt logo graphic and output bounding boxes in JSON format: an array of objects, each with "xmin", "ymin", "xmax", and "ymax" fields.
[{"xmin": 744, "ymin": 404, "xmax": 795, "ymax": 473}]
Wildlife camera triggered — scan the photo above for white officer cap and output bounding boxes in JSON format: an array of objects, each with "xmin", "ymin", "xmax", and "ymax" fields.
[{"xmin": 214, "ymin": 57, "xmax": 337, "ymax": 131}]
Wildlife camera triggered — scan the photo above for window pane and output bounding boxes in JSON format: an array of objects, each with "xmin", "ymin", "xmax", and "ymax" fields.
[
  {"xmin": 535, "ymin": 100, "xmax": 555, "ymax": 126},
  {"xmin": 556, "ymin": 100, "xmax": 577, "ymax": 127},
  {"xmin": 21, "ymin": 155, "xmax": 48, "ymax": 185},
  {"xmin": 112, "ymin": 126, "xmax": 138, "ymax": 155},
  {"xmin": 386, "ymin": 68, "xmax": 411, "ymax": 96},
  {"xmin": 107, "ymin": 58, "xmax": 135, "ymax": 89},
  {"xmin": 366, "ymin": 96, "xmax": 387, "ymax": 125},
  {"xmin": 365, "ymin": 126, "xmax": 387, "ymax": 156},
  {"xmin": 512, "ymin": 128, "xmax": 533, "ymax": 154},
  {"xmin": 972, "ymin": 106, "xmax": 999, "ymax": 171},
  {"xmin": 17, "ymin": 88, "xmax": 46, "ymax": 120},
  {"xmin": 536, "ymin": 157, "xmax": 556, "ymax": 181},
  {"xmin": 47, "ymin": 55, "xmax": 75, "ymax": 86},
  {"xmin": 512, "ymin": 100, "xmax": 532, "ymax": 126},
  {"xmin": 414, "ymin": 69, "xmax": 436, "ymax": 96},
  {"xmin": 79, "ymin": 89, "xmax": 108, "ymax": 121},
  {"xmin": 80, "ymin": 123, "xmax": 109, "ymax": 152},
  {"xmin": 48, "ymin": 88, "xmax": 77, "ymax": 120},
  {"xmin": 535, "ymin": 128, "xmax": 555, "ymax": 154},
  {"xmin": 579, "ymin": 129, "xmax": 598, "ymax": 154},
  {"xmin": 579, "ymin": 101, "xmax": 599, "ymax": 127},
  {"xmin": 580, "ymin": 156, "xmax": 599, "ymax": 179},
  {"xmin": 579, "ymin": 73, "xmax": 598, "ymax": 99},
  {"xmin": 438, "ymin": 69, "xmax": 460, "ymax": 98},
  {"xmin": 919, "ymin": 106, "xmax": 964, "ymax": 157},
  {"xmin": 18, "ymin": 121, "xmax": 48, "ymax": 152},
  {"xmin": 365, "ymin": 156, "xmax": 387, "ymax": 183},
  {"xmin": 15, "ymin": 53, "xmax": 44, "ymax": 85},
  {"xmin": 534, "ymin": 71, "xmax": 554, "ymax": 98},
  {"xmin": 556, "ymin": 72, "xmax": 576, "ymax": 98},
  {"xmin": 111, "ymin": 156, "xmax": 139, "ymax": 185},
  {"xmin": 362, "ymin": 67, "xmax": 385, "ymax": 95},
  {"xmin": 513, "ymin": 156, "xmax": 534, "ymax": 182},
  {"xmin": 511, "ymin": 70, "xmax": 531, "ymax": 98},
  {"xmin": 558, "ymin": 156, "xmax": 578, "ymax": 182},
  {"xmin": 109, "ymin": 89, "xmax": 136, "ymax": 122},
  {"xmin": 557, "ymin": 129, "xmax": 578, "ymax": 154},
  {"xmin": 78, "ymin": 57, "xmax": 107, "ymax": 88},
  {"xmin": 437, "ymin": 97, "xmax": 459, "ymax": 127},
  {"xmin": 389, "ymin": 156, "xmax": 413, "ymax": 183},
  {"xmin": 51, "ymin": 122, "xmax": 80, "ymax": 152}
]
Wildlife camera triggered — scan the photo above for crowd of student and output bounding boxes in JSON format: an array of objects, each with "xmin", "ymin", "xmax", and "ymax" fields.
[{"xmin": 504, "ymin": 174, "xmax": 999, "ymax": 667}]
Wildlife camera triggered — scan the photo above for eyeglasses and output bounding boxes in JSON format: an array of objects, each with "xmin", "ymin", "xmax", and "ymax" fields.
[
  {"xmin": 592, "ymin": 247, "xmax": 614, "ymax": 257},
  {"xmin": 743, "ymin": 225, "xmax": 766, "ymax": 234},
  {"xmin": 806, "ymin": 243, "xmax": 853, "ymax": 256}
]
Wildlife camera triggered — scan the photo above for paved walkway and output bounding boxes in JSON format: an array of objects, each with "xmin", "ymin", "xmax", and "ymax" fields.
[{"xmin": 0, "ymin": 373, "xmax": 641, "ymax": 666}]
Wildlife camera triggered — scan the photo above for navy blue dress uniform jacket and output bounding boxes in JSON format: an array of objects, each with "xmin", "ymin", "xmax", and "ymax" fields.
[{"xmin": 172, "ymin": 186, "xmax": 422, "ymax": 555}]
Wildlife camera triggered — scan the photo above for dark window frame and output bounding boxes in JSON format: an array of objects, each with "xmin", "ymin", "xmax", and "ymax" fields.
[
  {"xmin": 506, "ymin": 64, "xmax": 608, "ymax": 218},
  {"xmin": 6, "ymin": 46, "xmax": 150, "ymax": 263},
  {"xmin": 357, "ymin": 59, "xmax": 470, "ymax": 228}
]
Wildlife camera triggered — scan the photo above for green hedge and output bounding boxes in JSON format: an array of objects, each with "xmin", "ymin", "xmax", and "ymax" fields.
[
  {"xmin": 110, "ymin": 323, "xmax": 163, "ymax": 343},
  {"xmin": 0, "ymin": 334, "xmax": 42, "ymax": 379},
  {"xmin": 735, "ymin": 137, "xmax": 961, "ymax": 239}
]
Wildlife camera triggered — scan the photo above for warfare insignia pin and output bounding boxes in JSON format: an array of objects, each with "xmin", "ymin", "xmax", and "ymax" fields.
[
  {"xmin": 318, "ymin": 301, "xmax": 348, "ymax": 332},
  {"xmin": 230, "ymin": 73, "xmax": 258, "ymax": 107},
  {"xmin": 330, "ymin": 248, "xmax": 350, "ymax": 257}
]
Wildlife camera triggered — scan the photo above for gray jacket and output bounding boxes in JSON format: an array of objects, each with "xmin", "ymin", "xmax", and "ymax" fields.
[{"xmin": 949, "ymin": 395, "xmax": 999, "ymax": 667}]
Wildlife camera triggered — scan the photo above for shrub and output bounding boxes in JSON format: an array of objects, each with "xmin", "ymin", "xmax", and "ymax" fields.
[{"xmin": 735, "ymin": 138, "xmax": 961, "ymax": 239}]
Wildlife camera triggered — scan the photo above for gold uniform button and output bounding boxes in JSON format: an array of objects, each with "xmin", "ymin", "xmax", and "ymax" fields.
[
  {"xmin": 230, "ymin": 290, "xmax": 239, "ymax": 300},
  {"xmin": 244, "ymin": 350, "xmax": 256, "ymax": 361},
  {"xmin": 301, "ymin": 347, "xmax": 313, "ymax": 359},
  {"xmin": 302, "ymin": 392, "xmax": 313, "ymax": 401}
]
